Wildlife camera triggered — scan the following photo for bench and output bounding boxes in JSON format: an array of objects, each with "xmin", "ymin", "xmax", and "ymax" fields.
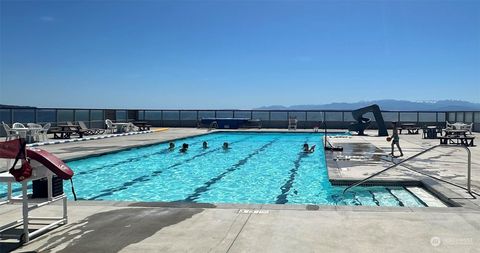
[
  {"xmin": 244, "ymin": 119, "xmax": 262, "ymax": 129},
  {"xmin": 439, "ymin": 135, "xmax": 475, "ymax": 146},
  {"xmin": 50, "ymin": 129, "xmax": 85, "ymax": 139},
  {"xmin": 399, "ymin": 127, "xmax": 420, "ymax": 134}
]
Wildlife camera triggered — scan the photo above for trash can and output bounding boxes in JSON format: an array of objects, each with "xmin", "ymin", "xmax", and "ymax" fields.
[{"xmin": 32, "ymin": 176, "xmax": 64, "ymax": 198}]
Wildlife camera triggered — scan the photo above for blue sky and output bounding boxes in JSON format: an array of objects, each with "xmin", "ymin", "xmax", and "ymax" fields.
[{"xmin": 1, "ymin": 0, "xmax": 479, "ymax": 109}]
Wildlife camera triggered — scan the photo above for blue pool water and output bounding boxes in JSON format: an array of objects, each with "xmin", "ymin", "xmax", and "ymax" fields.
[{"xmin": 1, "ymin": 132, "xmax": 427, "ymax": 207}]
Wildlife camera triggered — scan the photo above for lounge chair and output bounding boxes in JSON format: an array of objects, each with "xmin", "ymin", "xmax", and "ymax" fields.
[
  {"xmin": 78, "ymin": 121, "xmax": 105, "ymax": 135},
  {"xmin": 66, "ymin": 121, "xmax": 87, "ymax": 137}
]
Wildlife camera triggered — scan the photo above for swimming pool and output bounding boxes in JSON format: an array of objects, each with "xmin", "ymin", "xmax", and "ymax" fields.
[{"xmin": 1, "ymin": 132, "xmax": 431, "ymax": 207}]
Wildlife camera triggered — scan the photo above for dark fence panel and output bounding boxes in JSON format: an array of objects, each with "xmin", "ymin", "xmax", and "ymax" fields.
[{"xmin": 0, "ymin": 107, "xmax": 479, "ymax": 136}]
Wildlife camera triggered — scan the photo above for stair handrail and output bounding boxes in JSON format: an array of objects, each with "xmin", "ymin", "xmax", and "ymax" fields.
[{"xmin": 343, "ymin": 144, "xmax": 472, "ymax": 194}]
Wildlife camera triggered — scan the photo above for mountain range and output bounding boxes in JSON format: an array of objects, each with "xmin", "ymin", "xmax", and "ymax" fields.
[
  {"xmin": 1, "ymin": 100, "xmax": 479, "ymax": 111},
  {"xmin": 254, "ymin": 100, "xmax": 480, "ymax": 111}
]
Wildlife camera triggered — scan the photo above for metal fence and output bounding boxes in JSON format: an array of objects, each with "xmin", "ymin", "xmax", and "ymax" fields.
[{"xmin": 1, "ymin": 107, "xmax": 479, "ymax": 133}]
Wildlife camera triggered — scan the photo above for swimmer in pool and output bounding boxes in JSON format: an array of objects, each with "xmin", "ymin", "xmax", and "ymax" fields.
[{"xmin": 179, "ymin": 143, "xmax": 189, "ymax": 153}]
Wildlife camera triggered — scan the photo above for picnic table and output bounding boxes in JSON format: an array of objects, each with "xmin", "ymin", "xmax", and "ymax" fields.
[
  {"xmin": 443, "ymin": 129, "xmax": 468, "ymax": 137},
  {"xmin": 51, "ymin": 124, "xmax": 85, "ymax": 139},
  {"xmin": 439, "ymin": 128, "xmax": 474, "ymax": 146},
  {"xmin": 439, "ymin": 135, "xmax": 475, "ymax": 146},
  {"xmin": 133, "ymin": 121, "xmax": 151, "ymax": 131},
  {"xmin": 399, "ymin": 123, "xmax": 420, "ymax": 134}
]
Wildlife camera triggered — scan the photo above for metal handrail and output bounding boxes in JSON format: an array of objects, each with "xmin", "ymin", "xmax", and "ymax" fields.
[{"xmin": 343, "ymin": 144, "xmax": 472, "ymax": 194}]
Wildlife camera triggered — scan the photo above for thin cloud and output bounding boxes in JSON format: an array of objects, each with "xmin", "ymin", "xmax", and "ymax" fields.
[{"xmin": 40, "ymin": 16, "xmax": 55, "ymax": 22}]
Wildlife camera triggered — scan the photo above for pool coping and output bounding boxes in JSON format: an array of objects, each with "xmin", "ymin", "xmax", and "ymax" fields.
[
  {"xmin": 60, "ymin": 130, "xmax": 346, "ymax": 162},
  {"xmin": 53, "ymin": 130, "xmax": 479, "ymax": 212},
  {"xmin": 60, "ymin": 198, "xmax": 480, "ymax": 213}
]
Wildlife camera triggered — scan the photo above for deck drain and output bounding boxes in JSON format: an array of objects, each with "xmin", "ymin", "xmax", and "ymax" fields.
[{"xmin": 238, "ymin": 209, "xmax": 269, "ymax": 214}]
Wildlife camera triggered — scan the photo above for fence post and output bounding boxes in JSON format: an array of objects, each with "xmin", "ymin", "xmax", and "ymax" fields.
[
  {"xmin": 88, "ymin": 109, "xmax": 92, "ymax": 128},
  {"xmin": 55, "ymin": 109, "xmax": 59, "ymax": 126}
]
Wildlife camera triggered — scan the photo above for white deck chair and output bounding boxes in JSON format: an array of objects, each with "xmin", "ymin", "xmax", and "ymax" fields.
[
  {"xmin": 39, "ymin": 123, "xmax": 51, "ymax": 141},
  {"xmin": 2, "ymin": 122, "xmax": 19, "ymax": 141},
  {"xmin": 12, "ymin": 122, "xmax": 26, "ymax": 128},
  {"xmin": 11, "ymin": 122, "xmax": 27, "ymax": 139},
  {"xmin": 105, "ymin": 119, "xmax": 117, "ymax": 134},
  {"xmin": 445, "ymin": 121, "xmax": 454, "ymax": 130},
  {"xmin": 288, "ymin": 117, "xmax": 298, "ymax": 130},
  {"xmin": 27, "ymin": 123, "xmax": 43, "ymax": 142},
  {"xmin": 127, "ymin": 123, "xmax": 139, "ymax": 132},
  {"xmin": 461, "ymin": 123, "xmax": 473, "ymax": 134}
]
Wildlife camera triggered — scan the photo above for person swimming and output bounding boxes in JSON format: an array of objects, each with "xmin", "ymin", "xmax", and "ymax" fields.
[
  {"xmin": 303, "ymin": 143, "xmax": 309, "ymax": 152},
  {"xmin": 179, "ymin": 143, "xmax": 189, "ymax": 153},
  {"xmin": 202, "ymin": 141, "xmax": 208, "ymax": 149},
  {"xmin": 168, "ymin": 142, "xmax": 175, "ymax": 151},
  {"xmin": 223, "ymin": 142, "xmax": 230, "ymax": 150},
  {"xmin": 303, "ymin": 143, "xmax": 315, "ymax": 153}
]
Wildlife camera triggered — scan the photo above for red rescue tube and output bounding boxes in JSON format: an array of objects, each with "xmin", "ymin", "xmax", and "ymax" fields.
[{"xmin": 26, "ymin": 148, "xmax": 74, "ymax": 180}]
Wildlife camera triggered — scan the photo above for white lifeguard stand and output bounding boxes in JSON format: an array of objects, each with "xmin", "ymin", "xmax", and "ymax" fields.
[{"xmin": 0, "ymin": 159, "xmax": 68, "ymax": 244}]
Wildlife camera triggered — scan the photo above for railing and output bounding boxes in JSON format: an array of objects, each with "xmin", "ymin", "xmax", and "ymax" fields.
[
  {"xmin": 0, "ymin": 107, "xmax": 479, "ymax": 132},
  {"xmin": 343, "ymin": 145, "xmax": 472, "ymax": 195}
]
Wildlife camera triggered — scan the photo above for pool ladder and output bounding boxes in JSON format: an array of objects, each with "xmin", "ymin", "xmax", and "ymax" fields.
[{"xmin": 343, "ymin": 144, "xmax": 472, "ymax": 195}]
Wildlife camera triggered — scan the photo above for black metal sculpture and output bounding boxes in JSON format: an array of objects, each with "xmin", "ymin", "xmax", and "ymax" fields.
[{"xmin": 348, "ymin": 104, "xmax": 388, "ymax": 136}]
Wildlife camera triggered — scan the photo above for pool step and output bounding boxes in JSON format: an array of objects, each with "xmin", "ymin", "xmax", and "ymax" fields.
[
  {"xmin": 344, "ymin": 188, "xmax": 425, "ymax": 207},
  {"xmin": 405, "ymin": 187, "xmax": 447, "ymax": 207},
  {"xmin": 388, "ymin": 187, "xmax": 429, "ymax": 207}
]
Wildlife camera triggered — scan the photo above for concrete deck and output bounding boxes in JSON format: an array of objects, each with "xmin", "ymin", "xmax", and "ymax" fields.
[{"xmin": 1, "ymin": 128, "xmax": 479, "ymax": 253}]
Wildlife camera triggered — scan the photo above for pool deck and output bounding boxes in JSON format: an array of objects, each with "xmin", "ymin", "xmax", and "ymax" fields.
[{"xmin": 2, "ymin": 128, "xmax": 479, "ymax": 252}]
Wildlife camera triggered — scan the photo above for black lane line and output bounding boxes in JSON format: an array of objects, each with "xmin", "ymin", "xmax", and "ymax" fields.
[
  {"xmin": 87, "ymin": 136, "xmax": 254, "ymax": 200},
  {"xmin": 183, "ymin": 139, "xmax": 279, "ymax": 202},
  {"xmin": 385, "ymin": 187, "xmax": 404, "ymax": 206},
  {"xmin": 74, "ymin": 135, "xmax": 223, "ymax": 176},
  {"xmin": 368, "ymin": 190, "xmax": 380, "ymax": 206},
  {"xmin": 275, "ymin": 137, "xmax": 312, "ymax": 204},
  {"xmin": 275, "ymin": 152, "xmax": 309, "ymax": 204},
  {"xmin": 0, "ymin": 136, "xmax": 224, "ymax": 199}
]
